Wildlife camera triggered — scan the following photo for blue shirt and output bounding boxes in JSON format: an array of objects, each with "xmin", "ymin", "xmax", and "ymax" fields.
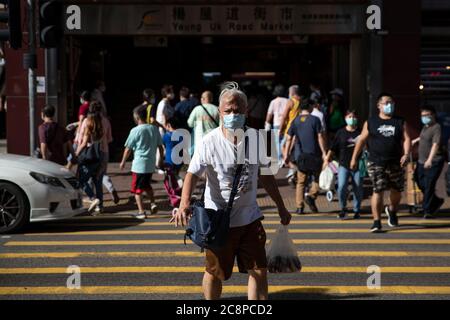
[
  {"xmin": 124, "ymin": 124, "xmax": 162, "ymax": 174},
  {"xmin": 163, "ymin": 131, "xmax": 183, "ymax": 167},
  {"xmin": 175, "ymin": 98, "xmax": 199, "ymax": 129},
  {"xmin": 288, "ymin": 114, "xmax": 322, "ymax": 156}
]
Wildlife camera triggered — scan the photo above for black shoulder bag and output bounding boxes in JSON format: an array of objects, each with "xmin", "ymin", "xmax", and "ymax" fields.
[{"xmin": 184, "ymin": 164, "xmax": 244, "ymax": 252}]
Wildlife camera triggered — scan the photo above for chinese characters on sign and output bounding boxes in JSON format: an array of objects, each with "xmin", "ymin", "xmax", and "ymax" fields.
[{"xmin": 65, "ymin": 5, "xmax": 365, "ymax": 35}]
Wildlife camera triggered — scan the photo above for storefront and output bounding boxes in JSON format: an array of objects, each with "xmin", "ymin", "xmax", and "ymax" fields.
[{"xmin": 4, "ymin": 0, "xmax": 421, "ymax": 156}]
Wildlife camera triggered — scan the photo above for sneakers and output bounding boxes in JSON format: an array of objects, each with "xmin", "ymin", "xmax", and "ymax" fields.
[
  {"xmin": 385, "ymin": 206, "xmax": 399, "ymax": 227},
  {"xmin": 288, "ymin": 175, "xmax": 297, "ymax": 188},
  {"xmin": 353, "ymin": 212, "xmax": 361, "ymax": 219},
  {"xmin": 295, "ymin": 207, "xmax": 305, "ymax": 215},
  {"xmin": 150, "ymin": 203, "xmax": 158, "ymax": 215},
  {"xmin": 92, "ymin": 205, "xmax": 103, "ymax": 216},
  {"xmin": 423, "ymin": 213, "xmax": 435, "ymax": 220},
  {"xmin": 338, "ymin": 209, "xmax": 347, "ymax": 220},
  {"xmin": 135, "ymin": 212, "xmax": 147, "ymax": 220},
  {"xmin": 88, "ymin": 198, "xmax": 100, "ymax": 213},
  {"xmin": 370, "ymin": 220, "xmax": 383, "ymax": 233},
  {"xmin": 305, "ymin": 196, "xmax": 318, "ymax": 213},
  {"xmin": 112, "ymin": 190, "xmax": 120, "ymax": 204}
]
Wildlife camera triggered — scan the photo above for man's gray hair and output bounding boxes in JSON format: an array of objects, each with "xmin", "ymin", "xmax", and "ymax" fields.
[
  {"xmin": 219, "ymin": 81, "xmax": 248, "ymax": 108},
  {"xmin": 289, "ymin": 85, "xmax": 300, "ymax": 96}
]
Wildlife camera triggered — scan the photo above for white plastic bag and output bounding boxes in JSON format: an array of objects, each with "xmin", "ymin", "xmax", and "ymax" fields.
[
  {"xmin": 319, "ymin": 165, "xmax": 335, "ymax": 191},
  {"xmin": 266, "ymin": 225, "xmax": 302, "ymax": 273}
]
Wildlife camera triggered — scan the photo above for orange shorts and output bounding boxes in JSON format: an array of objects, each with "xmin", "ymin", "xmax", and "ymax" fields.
[{"xmin": 205, "ymin": 219, "xmax": 267, "ymax": 281}]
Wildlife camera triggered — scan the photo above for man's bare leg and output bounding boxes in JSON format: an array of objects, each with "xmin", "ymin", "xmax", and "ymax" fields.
[
  {"xmin": 203, "ymin": 272, "xmax": 222, "ymax": 300},
  {"xmin": 389, "ymin": 189, "xmax": 401, "ymax": 212},
  {"xmin": 371, "ymin": 192, "xmax": 383, "ymax": 221},
  {"xmin": 135, "ymin": 194, "xmax": 145, "ymax": 213},
  {"xmin": 248, "ymin": 269, "xmax": 268, "ymax": 300}
]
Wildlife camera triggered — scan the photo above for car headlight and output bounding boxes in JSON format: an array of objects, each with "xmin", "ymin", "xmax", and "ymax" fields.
[{"xmin": 30, "ymin": 172, "xmax": 65, "ymax": 188}]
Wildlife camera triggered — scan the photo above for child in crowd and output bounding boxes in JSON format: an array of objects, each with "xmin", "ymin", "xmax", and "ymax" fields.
[{"xmin": 120, "ymin": 105, "xmax": 163, "ymax": 219}]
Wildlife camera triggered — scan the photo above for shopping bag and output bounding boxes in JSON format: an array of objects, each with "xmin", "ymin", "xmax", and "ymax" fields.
[
  {"xmin": 267, "ymin": 225, "xmax": 302, "ymax": 273},
  {"xmin": 319, "ymin": 165, "xmax": 335, "ymax": 191}
]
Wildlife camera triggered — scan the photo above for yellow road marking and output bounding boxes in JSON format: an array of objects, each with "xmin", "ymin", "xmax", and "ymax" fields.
[
  {"xmin": 5, "ymin": 239, "xmax": 450, "ymax": 246},
  {"xmin": 1, "ymin": 286, "xmax": 450, "ymax": 295},
  {"xmin": 23, "ymin": 228, "xmax": 450, "ymax": 236},
  {"xmin": 2, "ymin": 266, "xmax": 450, "ymax": 274},
  {"xmin": 44, "ymin": 219, "xmax": 450, "ymax": 227},
  {"xmin": 2, "ymin": 251, "xmax": 450, "ymax": 259}
]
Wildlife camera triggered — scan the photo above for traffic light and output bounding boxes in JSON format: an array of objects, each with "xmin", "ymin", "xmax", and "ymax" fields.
[
  {"xmin": 39, "ymin": 0, "xmax": 63, "ymax": 48},
  {"xmin": 0, "ymin": 0, "xmax": 22, "ymax": 49}
]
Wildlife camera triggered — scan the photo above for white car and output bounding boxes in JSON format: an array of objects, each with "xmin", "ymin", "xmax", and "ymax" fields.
[{"xmin": 0, "ymin": 154, "xmax": 85, "ymax": 233}]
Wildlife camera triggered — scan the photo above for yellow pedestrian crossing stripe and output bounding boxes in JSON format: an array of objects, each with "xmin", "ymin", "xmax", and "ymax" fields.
[
  {"xmin": 1, "ymin": 266, "xmax": 450, "ymax": 274},
  {"xmin": 1, "ymin": 285, "xmax": 450, "ymax": 295},
  {"xmin": 22, "ymin": 228, "xmax": 450, "ymax": 236},
  {"xmin": 44, "ymin": 219, "xmax": 450, "ymax": 228},
  {"xmin": 5, "ymin": 239, "xmax": 450, "ymax": 246},
  {"xmin": 2, "ymin": 251, "xmax": 450, "ymax": 259}
]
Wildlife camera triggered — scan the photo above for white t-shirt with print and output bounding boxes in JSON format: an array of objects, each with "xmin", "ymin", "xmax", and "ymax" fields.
[{"xmin": 187, "ymin": 127, "xmax": 268, "ymax": 228}]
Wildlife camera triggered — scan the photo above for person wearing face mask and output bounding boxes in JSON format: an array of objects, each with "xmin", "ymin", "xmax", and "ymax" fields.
[
  {"xmin": 412, "ymin": 105, "xmax": 445, "ymax": 219},
  {"xmin": 324, "ymin": 110, "xmax": 363, "ymax": 219},
  {"xmin": 173, "ymin": 82, "xmax": 291, "ymax": 300},
  {"xmin": 350, "ymin": 93, "xmax": 412, "ymax": 232}
]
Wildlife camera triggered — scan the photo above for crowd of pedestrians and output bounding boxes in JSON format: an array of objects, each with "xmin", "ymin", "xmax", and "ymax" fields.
[
  {"xmin": 34, "ymin": 80, "xmax": 449, "ymax": 301},
  {"xmin": 37, "ymin": 81, "xmax": 449, "ymax": 230}
]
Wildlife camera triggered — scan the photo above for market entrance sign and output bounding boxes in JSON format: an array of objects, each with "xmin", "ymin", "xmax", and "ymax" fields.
[{"xmin": 65, "ymin": 5, "xmax": 365, "ymax": 35}]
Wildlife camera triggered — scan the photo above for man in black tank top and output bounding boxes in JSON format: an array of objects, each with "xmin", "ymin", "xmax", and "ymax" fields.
[{"xmin": 350, "ymin": 93, "xmax": 411, "ymax": 233}]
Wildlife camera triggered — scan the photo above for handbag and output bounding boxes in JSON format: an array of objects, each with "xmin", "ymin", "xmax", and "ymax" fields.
[
  {"xmin": 184, "ymin": 164, "xmax": 244, "ymax": 252},
  {"xmin": 78, "ymin": 141, "xmax": 101, "ymax": 165}
]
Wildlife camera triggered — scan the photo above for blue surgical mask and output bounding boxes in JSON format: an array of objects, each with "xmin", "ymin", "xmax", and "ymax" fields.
[
  {"xmin": 421, "ymin": 116, "xmax": 432, "ymax": 126},
  {"xmin": 346, "ymin": 118, "xmax": 358, "ymax": 127},
  {"xmin": 223, "ymin": 114, "xmax": 246, "ymax": 130},
  {"xmin": 383, "ymin": 103, "xmax": 395, "ymax": 115}
]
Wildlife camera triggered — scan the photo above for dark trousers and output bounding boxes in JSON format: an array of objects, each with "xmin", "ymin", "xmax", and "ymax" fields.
[{"xmin": 415, "ymin": 160, "xmax": 444, "ymax": 214}]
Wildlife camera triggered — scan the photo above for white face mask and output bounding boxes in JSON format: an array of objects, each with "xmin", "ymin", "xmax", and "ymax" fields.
[{"xmin": 80, "ymin": 98, "xmax": 84, "ymax": 104}]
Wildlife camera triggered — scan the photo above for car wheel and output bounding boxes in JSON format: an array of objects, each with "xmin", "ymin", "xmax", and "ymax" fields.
[{"xmin": 0, "ymin": 182, "xmax": 30, "ymax": 234}]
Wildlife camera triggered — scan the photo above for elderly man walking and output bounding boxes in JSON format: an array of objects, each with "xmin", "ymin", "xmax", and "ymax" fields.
[{"xmin": 173, "ymin": 82, "xmax": 291, "ymax": 300}]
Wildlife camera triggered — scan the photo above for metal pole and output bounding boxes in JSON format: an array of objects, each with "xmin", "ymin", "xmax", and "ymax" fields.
[{"xmin": 28, "ymin": 0, "xmax": 37, "ymax": 156}]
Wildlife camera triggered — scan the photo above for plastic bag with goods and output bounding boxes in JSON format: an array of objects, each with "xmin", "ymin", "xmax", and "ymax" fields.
[{"xmin": 266, "ymin": 225, "xmax": 302, "ymax": 273}]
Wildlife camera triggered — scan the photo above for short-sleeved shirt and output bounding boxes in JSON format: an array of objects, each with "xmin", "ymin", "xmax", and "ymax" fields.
[
  {"xmin": 267, "ymin": 97, "xmax": 288, "ymax": 128},
  {"xmin": 163, "ymin": 131, "xmax": 183, "ymax": 167},
  {"xmin": 311, "ymin": 108, "xmax": 326, "ymax": 132},
  {"xmin": 330, "ymin": 127, "xmax": 362, "ymax": 169},
  {"xmin": 418, "ymin": 122, "xmax": 443, "ymax": 164},
  {"xmin": 78, "ymin": 102, "xmax": 90, "ymax": 119},
  {"xmin": 156, "ymin": 99, "xmax": 175, "ymax": 136},
  {"xmin": 175, "ymin": 98, "xmax": 199, "ymax": 130},
  {"xmin": 124, "ymin": 124, "xmax": 162, "ymax": 174},
  {"xmin": 288, "ymin": 114, "xmax": 322, "ymax": 156},
  {"xmin": 38, "ymin": 122, "xmax": 69, "ymax": 165},
  {"xmin": 367, "ymin": 116, "xmax": 404, "ymax": 165},
  {"xmin": 187, "ymin": 127, "xmax": 268, "ymax": 228},
  {"xmin": 187, "ymin": 103, "xmax": 220, "ymax": 145}
]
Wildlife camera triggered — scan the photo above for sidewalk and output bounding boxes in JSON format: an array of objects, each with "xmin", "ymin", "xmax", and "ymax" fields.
[{"xmin": 101, "ymin": 163, "xmax": 450, "ymax": 216}]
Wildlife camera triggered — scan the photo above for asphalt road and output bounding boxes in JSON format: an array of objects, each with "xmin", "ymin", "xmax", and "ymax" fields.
[{"xmin": 1, "ymin": 210, "xmax": 450, "ymax": 300}]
